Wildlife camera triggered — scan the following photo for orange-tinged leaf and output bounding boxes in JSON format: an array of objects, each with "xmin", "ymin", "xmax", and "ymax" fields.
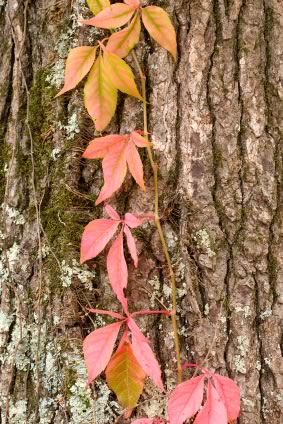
[
  {"xmin": 84, "ymin": 54, "xmax": 118, "ymax": 131},
  {"xmin": 106, "ymin": 341, "xmax": 146, "ymax": 408},
  {"xmin": 107, "ymin": 13, "xmax": 141, "ymax": 58},
  {"xmin": 56, "ymin": 46, "xmax": 97, "ymax": 96},
  {"xmin": 80, "ymin": 218, "xmax": 120, "ymax": 263},
  {"xmin": 126, "ymin": 140, "xmax": 145, "ymax": 189},
  {"xmin": 141, "ymin": 6, "xmax": 177, "ymax": 60},
  {"xmin": 96, "ymin": 141, "xmax": 128, "ymax": 204},
  {"xmin": 83, "ymin": 135, "xmax": 124, "ymax": 159},
  {"xmin": 81, "ymin": 3, "xmax": 136, "ymax": 29},
  {"xmin": 93, "ymin": 134, "xmax": 147, "ymax": 204},
  {"xmin": 83, "ymin": 321, "xmax": 123, "ymax": 384},
  {"xmin": 87, "ymin": 0, "xmax": 110, "ymax": 16},
  {"xmin": 124, "ymin": 0, "xmax": 140, "ymax": 6},
  {"xmin": 130, "ymin": 131, "xmax": 152, "ymax": 147},
  {"xmin": 103, "ymin": 48, "xmax": 143, "ymax": 100}
]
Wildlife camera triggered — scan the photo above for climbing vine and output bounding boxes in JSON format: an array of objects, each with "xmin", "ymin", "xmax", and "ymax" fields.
[{"xmin": 57, "ymin": 1, "xmax": 240, "ymax": 422}]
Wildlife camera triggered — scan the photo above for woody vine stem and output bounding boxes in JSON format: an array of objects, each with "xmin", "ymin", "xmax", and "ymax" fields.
[{"xmin": 131, "ymin": 49, "xmax": 182, "ymax": 384}]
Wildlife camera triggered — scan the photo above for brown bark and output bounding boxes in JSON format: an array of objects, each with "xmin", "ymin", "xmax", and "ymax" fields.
[{"xmin": 0, "ymin": 0, "xmax": 282, "ymax": 423}]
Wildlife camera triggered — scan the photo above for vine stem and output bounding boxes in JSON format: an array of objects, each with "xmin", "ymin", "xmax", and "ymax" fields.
[{"xmin": 132, "ymin": 50, "xmax": 182, "ymax": 384}]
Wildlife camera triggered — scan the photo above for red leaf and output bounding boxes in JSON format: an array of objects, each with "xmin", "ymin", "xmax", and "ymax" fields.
[
  {"xmin": 88, "ymin": 308, "xmax": 125, "ymax": 320},
  {"xmin": 129, "ymin": 318, "xmax": 164, "ymax": 391},
  {"xmin": 56, "ymin": 46, "xmax": 98, "ymax": 96},
  {"xmin": 141, "ymin": 6, "xmax": 177, "ymax": 60},
  {"xmin": 124, "ymin": 213, "xmax": 143, "ymax": 228},
  {"xmin": 107, "ymin": 230, "xmax": 128, "ymax": 309},
  {"xmin": 81, "ymin": 3, "xmax": 137, "ymax": 29},
  {"xmin": 128, "ymin": 317, "xmax": 149, "ymax": 343},
  {"xmin": 168, "ymin": 375, "xmax": 205, "ymax": 424},
  {"xmin": 80, "ymin": 219, "xmax": 120, "ymax": 263},
  {"xmin": 194, "ymin": 381, "xmax": 227, "ymax": 424},
  {"xmin": 83, "ymin": 321, "xmax": 123, "ymax": 384},
  {"xmin": 212, "ymin": 374, "xmax": 240, "ymax": 421},
  {"xmin": 107, "ymin": 13, "xmax": 141, "ymax": 58},
  {"xmin": 124, "ymin": 225, "xmax": 138, "ymax": 267},
  {"xmin": 105, "ymin": 204, "xmax": 121, "ymax": 221}
]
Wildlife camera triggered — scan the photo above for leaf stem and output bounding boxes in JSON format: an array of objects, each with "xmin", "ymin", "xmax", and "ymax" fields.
[{"xmin": 132, "ymin": 50, "xmax": 182, "ymax": 383}]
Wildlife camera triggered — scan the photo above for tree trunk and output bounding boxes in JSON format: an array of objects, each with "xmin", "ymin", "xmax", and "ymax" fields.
[{"xmin": 0, "ymin": 0, "xmax": 282, "ymax": 423}]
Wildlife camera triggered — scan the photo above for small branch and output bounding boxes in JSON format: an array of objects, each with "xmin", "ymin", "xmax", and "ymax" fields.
[{"xmin": 132, "ymin": 50, "xmax": 182, "ymax": 383}]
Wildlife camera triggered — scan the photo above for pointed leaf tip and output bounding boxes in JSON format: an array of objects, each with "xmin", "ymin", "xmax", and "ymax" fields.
[
  {"xmin": 80, "ymin": 218, "xmax": 120, "ymax": 263},
  {"xmin": 168, "ymin": 375, "xmax": 205, "ymax": 424},
  {"xmin": 87, "ymin": 0, "xmax": 110, "ymax": 16},
  {"xmin": 84, "ymin": 54, "xmax": 118, "ymax": 132},
  {"xmin": 107, "ymin": 13, "xmax": 141, "ymax": 58},
  {"xmin": 106, "ymin": 341, "xmax": 146, "ymax": 408},
  {"xmin": 142, "ymin": 6, "xmax": 177, "ymax": 60},
  {"xmin": 194, "ymin": 380, "xmax": 227, "ymax": 424},
  {"xmin": 83, "ymin": 321, "xmax": 123, "ymax": 384},
  {"xmin": 81, "ymin": 3, "xmax": 136, "ymax": 29},
  {"xmin": 56, "ymin": 46, "xmax": 97, "ymax": 97}
]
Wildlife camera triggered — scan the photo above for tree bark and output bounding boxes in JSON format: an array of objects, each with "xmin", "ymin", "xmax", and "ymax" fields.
[{"xmin": 0, "ymin": 0, "xmax": 282, "ymax": 423}]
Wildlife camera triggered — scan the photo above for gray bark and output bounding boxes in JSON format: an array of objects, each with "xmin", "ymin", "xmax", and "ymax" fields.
[{"xmin": 0, "ymin": 0, "xmax": 282, "ymax": 423}]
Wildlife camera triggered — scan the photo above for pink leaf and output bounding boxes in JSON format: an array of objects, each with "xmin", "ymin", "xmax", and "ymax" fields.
[
  {"xmin": 131, "ymin": 420, "xmax": 154, "ymax": 424},
  {"xmin": 83, "ymin": 135, "xmax": 125, "ymax": 159},
  {"xmin": 107, "ymin": 13, "xmax": 141, "ymax": 58},
  {"xmin": 105, "ymin": 205, "xmax": 121, "ymax": 221},
  {"xmin": 81, "ymin": 3, "xmax": 137, "ymax": 29},
  {"xmin": 124, "ymin": 213, "xmax": 143, "ymax": 228},
  {"xmin": 107, "ymin": 231, "xmax": 128, "ymax": 309},
  {"xmin": 124, "ymin": 225, "xmax": 138, "ymax": 267},
  {"xmin": 83, "ymin": 321, "xmax": 123, "ymax": 384},
  {"xmin": 126, "ymin": 140, "xmax": 145, "ymax": 189},
  {"xmin": 124, "ymin": 0, "xmax": 140, "ymax": 6},
  {"xmin": 130, "ymin": 131, "xmax": 152, "ymax": 147},
  {"xmin": 129, "ymin": 319, "xmax": 164, "ymax": 391},
  {"xmin": 96, "ymin": 142, "xmax": 128, "ymax": 205},
  {"xmin": 212, "ymin": 374, "xmax": 240, "ymax": 421},
  {"xmin": 194, "ymin": 380, "xmax": 227, "ymax": 424},
  {"xmin": 168, "ymin": 375, "xmax": 205, "ymax": 424},
  {"xmin": 56, "ymin": 46, "xmax": 97, "ymax": 96},
  {"xmin": 88, "ymin": 308, "xmax": 125, "ymax": 320},
  {"xmin": 80, "ymin": 219, "xmax": 120, "ymax": 263}
]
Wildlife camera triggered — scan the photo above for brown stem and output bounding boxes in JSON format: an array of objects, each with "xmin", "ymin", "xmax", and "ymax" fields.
[{"xmin": 132, "ymin": 50, "xmax": 182, "ymax": 383}]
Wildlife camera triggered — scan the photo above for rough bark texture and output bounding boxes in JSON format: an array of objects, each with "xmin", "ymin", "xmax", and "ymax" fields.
[{"xmin": 0, "ymin": 0, "xmax": 282, "ymax": 423}]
